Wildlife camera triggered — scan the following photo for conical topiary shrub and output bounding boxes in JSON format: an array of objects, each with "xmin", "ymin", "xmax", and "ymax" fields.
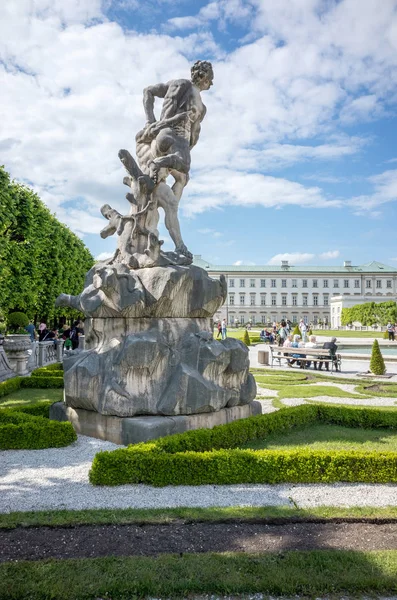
[
  {"xmin": 243, "ymin": 329, "xmax": 251, "ymax": 346},
  {"xmin": 370, "ymin": 339, "xmax": 386, "ymax": 375},
  {"xmin": 383, "ymin": 330, "xmax": 389, "ymax": 339},
  {"xmin": 292, "ymin": 324, "xmax": 300, "ymax": 337}
]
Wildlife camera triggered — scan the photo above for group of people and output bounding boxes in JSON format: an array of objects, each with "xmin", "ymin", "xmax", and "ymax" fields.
[
  {"xmin": 25, "ymin": 320, "xmax": 84, "ymax": 350},
  {"xmin": 282, "ymin": 334, "xmax": 339, "ymax": 371},
  {"xmin": 260, "ymin": 319, "xmax": 309, "ymax": 345},
  {"xmin": 216, "ymin": 319, "xmax": 227, "ymax": 340}
]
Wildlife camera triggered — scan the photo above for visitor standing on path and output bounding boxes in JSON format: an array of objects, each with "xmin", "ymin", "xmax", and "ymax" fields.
[
  {"xmin": 221, "ymin": 319, "xmax": 227, "ymax": 340},
  {"xmin": 299, "ymin": 319, "xmax": 307, "ymax": 343},
  {"xmin": 25, "ymin": 320, "xmax": 36, "ymax": 342},
  {"xmin": 387, "ymin": 322, "xmax": 395, "ymax": 341}
]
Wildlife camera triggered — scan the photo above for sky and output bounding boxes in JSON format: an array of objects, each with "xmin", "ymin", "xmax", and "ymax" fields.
[{"xmin": 1, "ymin": 0, "xmax": 397, "ymax": 268}]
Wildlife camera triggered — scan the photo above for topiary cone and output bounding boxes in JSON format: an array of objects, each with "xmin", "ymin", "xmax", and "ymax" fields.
[
  {"xmin": 370, "ymin": 339, "xmax": 386, "ymax": 375},
  {"xmin": 243, "ymin": 329, "xmax": 251, "ymax": 346},
  {"xmin": 292, "ymin": 324, "xmax": 300, "ymax": 337}
]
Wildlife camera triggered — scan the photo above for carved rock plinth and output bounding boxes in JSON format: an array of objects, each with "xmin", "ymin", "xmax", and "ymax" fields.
[
  {"xmin": 64, "ymin": 316, "xmax": 255, "ymax": 417},
  {"xmin": 59, "ymin": 264, "xmax": 256, "ymax": 419}
]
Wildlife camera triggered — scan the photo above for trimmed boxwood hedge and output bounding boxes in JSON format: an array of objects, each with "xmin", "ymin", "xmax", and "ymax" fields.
[
  {"xmin": 89, "ymin": 404, "xmax": 397, "ymax": 486},
  {"xmin": 0, "ymin": 363, "xmax": 73, "ymax": 449}
]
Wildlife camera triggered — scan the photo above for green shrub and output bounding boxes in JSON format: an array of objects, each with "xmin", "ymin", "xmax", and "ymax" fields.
[
  {"xmin": 370, "ymin": 339, "xmax": 386, "ymax": 375},
  {"xmin": 6, "ymin": 311, "xmax": 29, "ymax": 331},
  {"xmin": 383, "ymin": 330, "xmax": 389, "ymax": 339},
  {"xmin": 0, "ymin": 403, "xmax": 76, "ymax": 449},
  {"xmin": 292, "ymin": 325, "xmax": 300, "ymax": 336},
  {"xmin": 34, "ymin": 363, "xmax": 64, "ymax": 372},
  {"xmin": 31, "ymin": 368, "xmax": 64, "ymax": 377},
  {"xmin": 20, "ymin": 376, "xmax": 64, "ymax": 388},
  {"xmin": 90, "ymin": 404, "xmax": 397, "ymax": 486},
  {"xmin": 0, "ymin": 377, "xmax": 21, "ymax": 397},
  {"xmin": 243, "ymin": 330, "xmax": 251, "ymax": 346}
]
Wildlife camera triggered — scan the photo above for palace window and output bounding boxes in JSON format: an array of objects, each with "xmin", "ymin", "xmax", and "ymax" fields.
[
  {"xmin": 303, "ymin": 295, "xmax": 308, "ymax": 306},
  {"xmin": 250, "ymin": 294, "xmax": 255, "ymax": 306},
  {"xmin": 376, "ymin": 280, "xmax": 382, "ymax": 289},
  {"xmin": 323, "ymin": 279, "xmax": 328, "ymax": 288},
  {"xmin": 271, "ymin": 279, "xmax": 276, "ymax": 288},
  {"xmin": 250, "ymin": 279, "xmax": 255, "ymax": 288},
  {"xmin": 271, "ymin": 294, "xmax": 277, "ymax": 306},
  {"xmin": 313, "ymin": 295, "xmax": 318, "ymax": 306},
  {"xmin": 302, "ymin": 279, "xmax": 308, "ymax": 288},
  {"xmin": 313, "ymin": 280, "xmax": 318, "ymax": 288},
  {"xmin": 387, "ymin": 280, "xmax": 392, "ymax": 289},
  {"xmin": 292, "ymin": 295, "xmax": 297, "ymax": 306},
  {"xmin": 292, "ymin": 279, "xmax": 297, "ymax": 288},
  {"xmin": 260, "ymin": 279, "xmax": 266, "ymax": 287},
  {"xmin": 281, "ymin": 279, "xmax": 287, "ymax": 288},
  {"xmin": 281, "ymin": 295, "xmax": 287, "ymax": 306},
  {"xmin": 366, "ymin": 280, "xmax": 371, "ymax": 288},
  {"xmin": 260, "ymin": 294, "xmax": 266, "ymax": 306},
  {"xmin": 344, "ymin": 280, "xmax": 349, "ymax": 288},
  {"xmin": 240, "ymin": 279, "xmax": 245, "ymax": 287},
  {"xmin": 354, "ymin": 280, "xmax": 360, "ymax": 288},
  {"xmin": 229, "ymin": 295, "xmax": 234, "ymax": 305},
  {"xmin": 333, "ymin": 279, "xmax": 339, "ymax": 288},
  {"xmin": 323, "ymin": 295, "xmax": 329, "ymax": 306},
  {"xmin": 240, "ymin": 295, "xmax": 245, "ymax": 305}
]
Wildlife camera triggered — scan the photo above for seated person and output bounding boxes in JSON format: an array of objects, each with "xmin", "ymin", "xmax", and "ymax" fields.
[
  {"xmin": 283, "ymin": 335, "xmax": 293, "ymax": 347},
  {"xmin": 288, "ymin": 334, "xmax": 307, "ymax": 368},
  {"xmin": 304, "ymin": 335, "xmax": 319, "ymax": 369},
  {"xmin": 318, "ymin": 337, "xmax": 339, "ymax": 371},
  {"xmin": 260, "ymin": 329, "xmax": 274, "ymax": 343}
]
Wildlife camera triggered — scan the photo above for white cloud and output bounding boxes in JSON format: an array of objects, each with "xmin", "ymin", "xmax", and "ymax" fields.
[
  {"xmin": 198, "ymin": 228, "xmax": 223, "ymax": 238},
  {"xmin": 319, "ymin": 250, "xmax": 340, "ymax": 259},
  {"xmin": 95, "ymin": 251, "xmax": 113, "ymax": 261},
  {"xmin": 1, "ymin": 0, "xmax": 397, "ymax": 240},
  {"xmin": 267, "ymin": 253, "xmax": 315, "ymax": 265},
  {"xmin": 349, "ymin": 169, "xmax": 397, "ymax": 212},
  {"xmin": 233, "ymin": 259, "xmax": 256, "ymax": 265},
  {"xmin": 233, "ymin": 260, "xmax": 243, "ymax": 265}
]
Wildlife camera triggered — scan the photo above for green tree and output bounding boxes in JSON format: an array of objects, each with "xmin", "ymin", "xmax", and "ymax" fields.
[
  {"xmin": 370, "ymin": 339, "xmax": 386, "ymax": 375},
  {"xmin": 243, "ymin": 329, "xmax": 251, "ymax": 346},
  {"xmin": 0, "ymin": 166, "xmax": 94, "ymax": 324},
  {"xmin": 342, "ymin": 301, "xmax": 397, "ymax": 327}
]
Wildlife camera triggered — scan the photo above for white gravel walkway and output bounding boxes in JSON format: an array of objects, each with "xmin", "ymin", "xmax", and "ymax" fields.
[{"xmin": 2, "ymin": 435, "xmax": 397, "ymax": 513}]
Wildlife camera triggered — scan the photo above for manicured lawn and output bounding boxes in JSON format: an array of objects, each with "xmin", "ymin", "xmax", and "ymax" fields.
[
  {"xmin": 5, "ymin": 505, "xmax": 397, "ymax": 529},
  {"xmin": 0, "ymin": 388, "xmax": 63, "ymax": 408},
  {"xmin": 2, "ymin": 550, "xmax": 397, "ymax": 599},
  {"xmin": 313, "ymin": 329, "xmax": 385, "ymax": 339},
  {"xmin": 241, "ymin": 423, "xmax": 397, "ymax": 452}
]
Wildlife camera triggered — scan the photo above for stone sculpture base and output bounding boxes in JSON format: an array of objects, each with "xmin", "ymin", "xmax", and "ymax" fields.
[{"xmin": 50, "ymin": 400, "xmax": 262, "ymax": 445}]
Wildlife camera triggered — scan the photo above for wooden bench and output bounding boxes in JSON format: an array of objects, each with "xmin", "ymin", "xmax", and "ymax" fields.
[{"xmin": 268, "ymin": 345, "xmax": 342, "ymax": 372}]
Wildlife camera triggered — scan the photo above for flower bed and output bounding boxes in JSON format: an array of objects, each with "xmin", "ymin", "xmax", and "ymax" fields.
[{"xmin": 90, "ymin": 404, "xmax": 397, "ymax": 486}]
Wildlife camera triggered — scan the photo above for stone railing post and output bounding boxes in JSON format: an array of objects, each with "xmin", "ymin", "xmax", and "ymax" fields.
[{"xmin": 56, "ymin": 340, "xmax": 64, "ymax": 362}]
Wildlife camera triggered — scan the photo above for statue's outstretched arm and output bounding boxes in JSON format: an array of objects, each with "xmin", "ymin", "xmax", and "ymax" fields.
[{"xmin": 143, "ymin": 82, "xmax": 168, "ymax": 124}]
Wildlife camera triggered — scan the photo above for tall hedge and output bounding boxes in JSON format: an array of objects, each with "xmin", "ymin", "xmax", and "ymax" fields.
[
  {"xmin": 0, "ymin": 166, "xmax": 94, "ymax": 322},
  {"xmin": 342, "ymin": 300, "xmax": 397, "ymax": 327}
]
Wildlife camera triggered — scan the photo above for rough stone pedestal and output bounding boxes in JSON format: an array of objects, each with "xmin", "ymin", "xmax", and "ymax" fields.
[{"xmin": 50, "ymin": 400, "xmax": 262, "ymax": 445}]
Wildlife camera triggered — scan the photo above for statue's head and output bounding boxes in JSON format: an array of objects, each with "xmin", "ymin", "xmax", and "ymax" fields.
[{"xmin": 191, "ymin": 60, "xmax": 214, "ymax": 91}]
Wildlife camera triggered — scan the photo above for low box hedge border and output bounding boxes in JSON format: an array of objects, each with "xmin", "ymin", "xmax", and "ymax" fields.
[
  {"xmin": 89, "ymin": 404, "xmax": 397, "ymax": 486},
  {"xmin": 0, "ymin": 364, "xmax": 74, "ymax": 449}
]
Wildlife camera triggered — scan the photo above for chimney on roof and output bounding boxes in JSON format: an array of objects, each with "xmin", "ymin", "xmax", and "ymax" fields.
[
  {"xmin": 281, "ymin": 260, "xmax": 289, "ymax": 268},
  {"xmin": 344, "ymin": 260, "xmax": 352, "ymax": 267}
]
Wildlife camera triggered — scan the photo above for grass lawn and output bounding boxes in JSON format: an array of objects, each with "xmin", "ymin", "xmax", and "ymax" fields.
[
  {"xmin": 241, "ymin": 423, "xmax": 397, "ymax": 452},
  {"xmin": 2, "ymin": 550, "xmax": 397, "ymax": 599},
  {"xmin": 313, "ymin": 329, "xmax": 385, "ymax": 339},
  {"xmin": 0, "ymin": 388, "xmax": 63, "ymax": 408}
]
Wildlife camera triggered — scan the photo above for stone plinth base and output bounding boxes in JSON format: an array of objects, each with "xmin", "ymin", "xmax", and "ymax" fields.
[{"xmin": 50, "ymin": 401, "xmax": 262, "ymax": 445}]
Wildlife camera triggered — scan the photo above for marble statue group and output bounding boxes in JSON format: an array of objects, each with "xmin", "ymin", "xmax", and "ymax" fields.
[{"xmin": 54, "ymin": 61, "xmax": 256, "ymax": 444}]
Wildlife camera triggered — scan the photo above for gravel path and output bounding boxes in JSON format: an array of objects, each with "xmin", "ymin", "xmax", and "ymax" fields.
[{"xmin": 2, "ymin": 435, "xmax": 397, "ymax": 513}]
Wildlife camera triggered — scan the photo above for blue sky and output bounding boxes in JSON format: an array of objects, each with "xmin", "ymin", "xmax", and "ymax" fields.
[{"xmin": 1, "ymin": 0, "xmax": 397, "ymax": 267}]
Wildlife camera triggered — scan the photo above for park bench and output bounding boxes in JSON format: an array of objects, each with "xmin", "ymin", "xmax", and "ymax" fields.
[{"xmin": 267, "ymin": 345, "xmax": 342, "ymax": 372}]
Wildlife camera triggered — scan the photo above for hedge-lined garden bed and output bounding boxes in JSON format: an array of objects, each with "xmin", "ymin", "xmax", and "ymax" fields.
[
  {"xmin": 90, "ymin": 404, "xmax": 397, "ymax": 486},
  {"xmin": 0, "ymin": 363, "xmax": 76, "ymax": 449}
]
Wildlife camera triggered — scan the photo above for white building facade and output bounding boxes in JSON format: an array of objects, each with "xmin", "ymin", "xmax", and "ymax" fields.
[{"xmin": 192, "ymin": 257, "xmax": 397, "ymax": 326}]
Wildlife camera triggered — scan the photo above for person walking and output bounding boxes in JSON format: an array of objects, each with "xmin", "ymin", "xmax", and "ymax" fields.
[
  {"xmin": 387, "ymin": 322, "xmax": 395, "ymax": 341},
  {"xmin": 216, "ymin": 320, "xmax": 222, "ymax": 339},
  {"xmin": 221, "ymin": 319, "xmax": 227, "ymax": 340}
]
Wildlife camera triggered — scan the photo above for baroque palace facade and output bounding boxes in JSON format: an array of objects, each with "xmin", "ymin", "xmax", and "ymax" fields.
[{"xmin": 192, "ymin": 256, "xmax": 397, "ymax": 328}]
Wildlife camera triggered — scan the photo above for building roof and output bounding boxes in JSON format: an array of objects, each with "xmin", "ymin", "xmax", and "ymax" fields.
[{"xmin": 192, "ymin": 257, "xmax": 397, "ymax": 274}]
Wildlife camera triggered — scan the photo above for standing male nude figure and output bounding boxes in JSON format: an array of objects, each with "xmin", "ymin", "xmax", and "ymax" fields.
[{"xmin": 136, "ymin": 60, "xmax": 214, "ymax": 259}]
